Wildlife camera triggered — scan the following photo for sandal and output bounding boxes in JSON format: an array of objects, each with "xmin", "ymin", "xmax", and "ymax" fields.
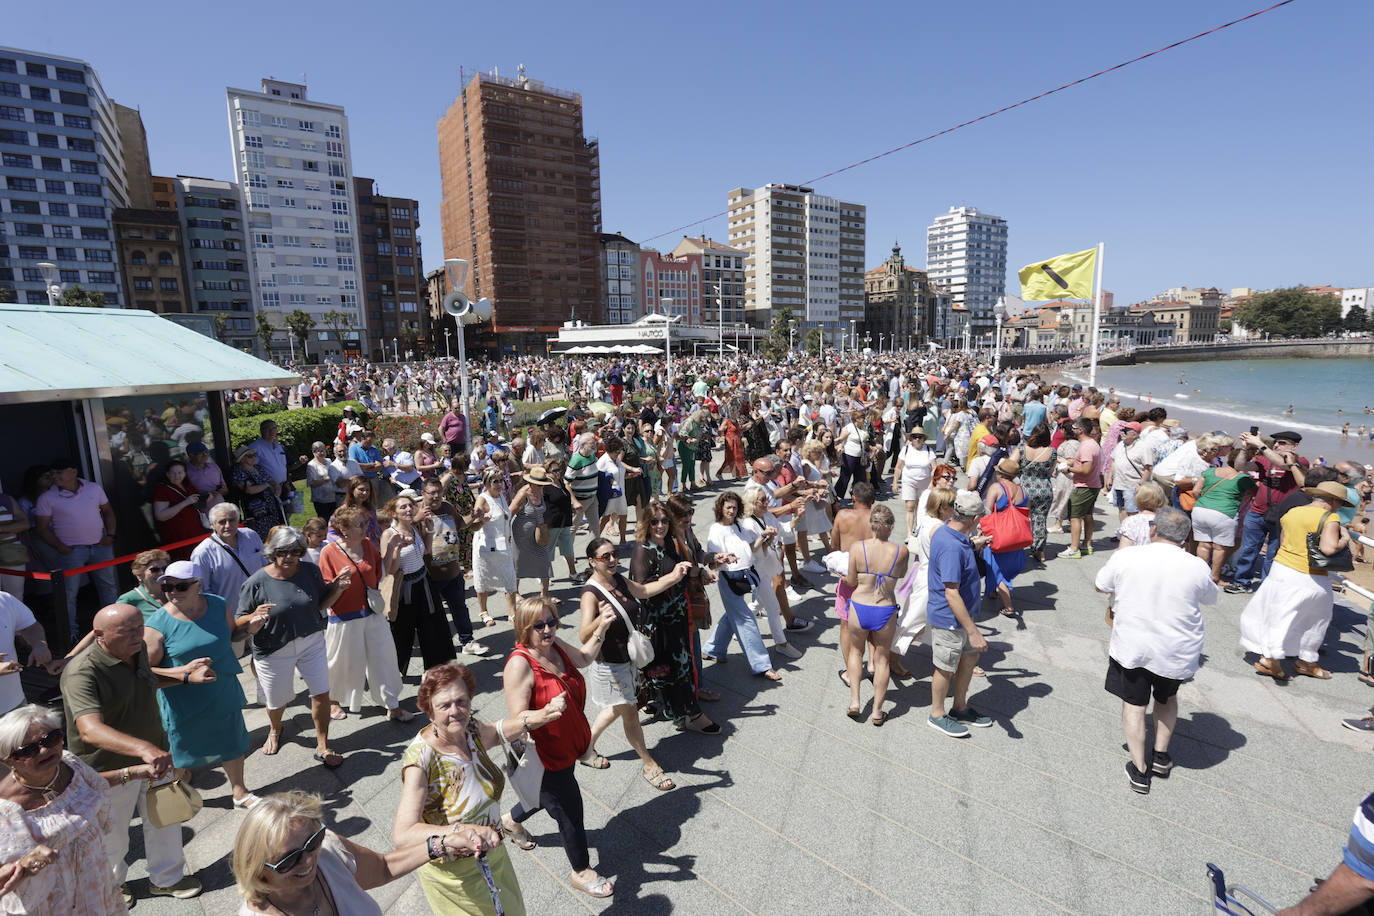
[
  {"xmin": 1293, "ymin": 661, "xmax": 1333, "ymax": 680},
  {"xmin": 1357, "ymin": 672, "xmax": 1374, "ymax": 688},
  {"xmin": 578, "ymin": 750, "xmax": 611, "ymax": 769},
  {"xmin": 999, "ymin": 607, "xmax": 1018, "ymax": 618},
  {"xmin": 682, "ymin": 714, "xmax": 722, "ymax": 735},
  {"xmin": 1254, "ymin": 660, "xmax": 1291, "ymax": 681},
  {"xmin": 232, "ymin": 793, "xmax": 262, "ymax": 810},
  {"xmin": 480, "ymin": 612, "xmax": 496, "ymax": 628},
  {"xmin": 642, "ymin": 766, "xmax": 676, "ymax": 791},
  {"xmin": 262, "ymin": 731, "xmax": 282, "ymax": 756},
  {"xmin": 571, "ymin": 873, "xmax": 614, "ymax": 898},
  {"xmin": 972, "ymin": 666, "xmax": 987, "ymax": 677},
  {"xmin": 502, "ymin": 815, "xmax": 536, "ymax": 850},
  {"xmin": 846, "ymin": 707, "xmax": 864, "ymax": 722},
  {"xmin": 387, "ymin": 708, "xmax": 416, "ymax": 723},
  {"xmin": 329, "ymin": 706, "xmax": 347, "ymax": 721},
  {"xmin": 759, "ymin": 669, "xmax": 783, "ymax": 682},
  {"xmin": 872, "ymin": 710, "xmax": 889, "ymax": 727},
  {"xmin": 313, "ymin": 750, "xmax": 344, "ymax": 769}
]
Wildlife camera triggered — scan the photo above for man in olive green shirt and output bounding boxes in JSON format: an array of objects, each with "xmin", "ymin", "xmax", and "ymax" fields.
[{"xmin": 62, "ymin": 603, "xmax": 213, "ymax": 901}]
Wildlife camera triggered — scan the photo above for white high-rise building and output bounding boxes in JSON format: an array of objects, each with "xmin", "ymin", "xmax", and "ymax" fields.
[
  {"xmin": 925, "ymin": 206, "xmax": 1007, "ymax": 339},
  {"xmin": 727, "ymin": 183, "xmax": 865, "ymax": 348},
  {"xmin": 225, "ymin": 78, "xmax": 363, "ymax": 357}
]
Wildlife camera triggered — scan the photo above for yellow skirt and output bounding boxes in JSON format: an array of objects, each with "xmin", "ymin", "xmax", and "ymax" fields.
[{"xmin": 417, "ymin": 843, "xmax": 526, "ymax": 916}]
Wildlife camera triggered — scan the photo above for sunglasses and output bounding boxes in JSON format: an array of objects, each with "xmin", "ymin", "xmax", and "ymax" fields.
[
  {"xmin": 650, "ymin": 518, "xmax": 669, "ymax": 526},
  {"xmin": 265, "ymin": 820, "xmax": 327, "ymax": 874},
  {"xmin": 163, "ymin": 579, "xmax": 199, "ymax": 593},
  {"xmin": 277, "ymin": 548, "xmax": 305, "ymax": 558},
  {"xmin": 594, "ymin": 552, "xmax": 616, "ymax": 561},
  {"xmin": 531, "ymin": 618, "xmax": 558, "ymax": 632},
  {"xmin": 10, "ymin": 728, "xmax": 64, "ymax": 760},
  {"xmin": 146, "ymin": 565, "xmax": 168, "ymax": 575}
]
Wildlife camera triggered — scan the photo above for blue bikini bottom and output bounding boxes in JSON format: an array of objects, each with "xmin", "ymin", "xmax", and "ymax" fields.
[{"xmin": 850, "ymin": 600, "xmax": 898, "ymax": 632}]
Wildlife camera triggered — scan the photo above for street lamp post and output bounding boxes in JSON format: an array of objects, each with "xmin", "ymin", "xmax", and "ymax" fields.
[
  {"xmin": 445, "ymin": 328, "xmax": 452, "ymax": 360},
  {"xmin": 36, "ymin": 262, "xmax": 63, "ymax": 308},
  {"xmin": 993, "ymin": 297, "xmax": 1007, "ymax": 376},
  {"xmin": 879, "ymin": 333, "xmax": 885, "ymax": 352},
  {"xmin": 788, "ymin": 319, "xmax": 796, "ymax": 352},
  {"xmin": 849, "ymin": 319, "xmax": 856, "ymax": 353},
  {"xmin": 392, "ymin": 338, "xmax": 398, "ymax": 362},
  {"xmin": 714, "ymin": 285, "xmax": 723, "ymax": 356}
]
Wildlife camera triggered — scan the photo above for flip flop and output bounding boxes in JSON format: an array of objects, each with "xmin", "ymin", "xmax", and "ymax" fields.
[
  {"xmin": 329, "ymin": 707, "xmax": 347, "ymax": 721},
  {"xmin": 846, "ymin": 707, "xmax": 864, "ymax": 722},
  {"xmin": 262, "ymin": 731, "xmax": 282, "ymax": 756},
  {"xmin": 871, "ymin": 710, "xmax": 889, "ymax": 727},
  {"xmin": 313, "ymin": 750, "xmax": 344, "ymax": 769}
]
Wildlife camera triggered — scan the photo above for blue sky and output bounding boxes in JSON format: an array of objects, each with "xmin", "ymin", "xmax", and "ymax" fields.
[{"xmin": 8, "ymin": 0, "xmax": 1369, "ymax": 304}]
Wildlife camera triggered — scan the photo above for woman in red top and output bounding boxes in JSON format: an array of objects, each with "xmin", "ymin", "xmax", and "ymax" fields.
[
  {"xmin": 717, "ymin": 414, "xmax": 747, "ymax": 480},
  {"xmin": 153, "ymin": 460, "xmax": 204, "ymax": 558},
  {"xmin": 501, "ymin": 594, "xmax": 617, "ymax": 899}
]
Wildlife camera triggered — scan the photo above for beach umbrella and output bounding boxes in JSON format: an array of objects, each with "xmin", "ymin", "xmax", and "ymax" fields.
[{"xmin": 537, "ymin": 406, "xmax": 568, "ymax": 424}]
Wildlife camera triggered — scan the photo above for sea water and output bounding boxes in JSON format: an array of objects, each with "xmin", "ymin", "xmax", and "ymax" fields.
[{"xmin": 1060, "ymin": 357, "xmax": 1374, "ymax": 461}]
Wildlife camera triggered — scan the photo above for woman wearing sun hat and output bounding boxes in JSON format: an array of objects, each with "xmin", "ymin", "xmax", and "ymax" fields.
[{"xmin": 1239, "ymin": 479, "xmax": 1353, "ymax": 681}]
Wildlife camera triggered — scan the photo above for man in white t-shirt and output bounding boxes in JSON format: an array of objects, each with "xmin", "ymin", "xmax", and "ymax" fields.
[
  {"xmin": 0, "ymin": 592, "xmax": 55, "ymax": 714},
  {"xmin": 1095, "ymin": 508, "xmax": 1217, "ymax": 795}
]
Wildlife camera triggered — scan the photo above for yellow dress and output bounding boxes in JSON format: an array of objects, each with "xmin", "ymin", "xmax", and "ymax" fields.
[{"xmin": 401, "ymin": 723, "xmax": 526, "ymax": 916}]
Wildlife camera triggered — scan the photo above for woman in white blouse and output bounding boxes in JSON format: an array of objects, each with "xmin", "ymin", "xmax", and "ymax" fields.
[
  {"xmin": 703, "ymin": 492, "xmax": 782, "ymax": 681},
  {"xmin": 472, "ymin": 467, "xmax": 516, "ymax": 627}
]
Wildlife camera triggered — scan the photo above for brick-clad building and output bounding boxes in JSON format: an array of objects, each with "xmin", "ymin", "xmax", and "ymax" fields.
[
  {"xmin": 438, "ymin": 66, "xmax": 601, "ymax": 353},
  {"xmin": 355, "ymin": 177, "xmax": 424, "ymax": 361}
]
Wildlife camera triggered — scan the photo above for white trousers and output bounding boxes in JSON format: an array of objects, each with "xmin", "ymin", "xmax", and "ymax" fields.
[
  {"xmin": 325, "ymin": 613, "xmax": 403, "ymax": 713},
  {"xmin": 106, "ymin": 778, "xmax": 186, "ymax": 888}
]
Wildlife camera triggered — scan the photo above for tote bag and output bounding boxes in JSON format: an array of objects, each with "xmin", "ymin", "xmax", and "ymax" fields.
[{"xmin": 980, "ymin": 483, "xmax": 1032, "ymax": 553}]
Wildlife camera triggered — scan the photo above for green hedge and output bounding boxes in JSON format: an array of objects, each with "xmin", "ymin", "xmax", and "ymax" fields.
[
  {"xmin": 227, "ymin": 401, "xmax": 283, "ymax": 419},
  {"xmin": 228, "ymin": 401, "xmax": 367, "ymax": 475}
]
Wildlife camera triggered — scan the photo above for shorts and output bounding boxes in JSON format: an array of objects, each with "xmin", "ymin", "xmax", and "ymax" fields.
[
  {"xmin": 550, "ymin": 526, "xmax": 575, "ymax": 559},
  {"xmin": 930, "ymin": 626, "xmax": 976, "ymax": 673},
  {"xmin": 255, "ymin": 631, "xmax": 331, "ymax": 709},
  {"xmin": 1111, "ymin": 488, "xmax": 1138, "ymax": 514},
  {"xmin": 1104, "ymin": 656, "xmax": 1181, "ymax": 706},
  {"xmin": 900, "ymin": 478, "xmax": 930, "ymax": 503},
  {"xmin": 587, "ymin": 658, "xmax": 638, "ymax": 709},
  {"xmin": 1190, "ymin": 505, "xmax": 1237, "ymax": 546},
  {"xmin": 602, "ymin": 495, "xmax": 628, "ymax": 517},
  {"xmin": 1069, "ymin": 487, "xmax": 1100, "ymax": 519},
  {"xmin": 777, "ymin": 518, "xmax": 797, "ymax": 546}
]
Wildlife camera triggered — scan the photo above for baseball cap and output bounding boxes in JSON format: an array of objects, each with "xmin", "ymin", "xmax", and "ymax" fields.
[
  {"xmin": 157, "ymin": 560, "xmax": 202, "ymax": 583},
  {"xmin": 953, "ymin": 491, "xmax": 987, "ymax": 518}
]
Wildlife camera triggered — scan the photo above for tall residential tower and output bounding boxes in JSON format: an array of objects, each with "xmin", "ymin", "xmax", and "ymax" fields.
[{"xmin": 925, "ymin": 205, "xmax": 1007, "ymax": 340}]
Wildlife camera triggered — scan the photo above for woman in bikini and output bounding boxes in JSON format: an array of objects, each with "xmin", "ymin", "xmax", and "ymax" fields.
[{"xmin": 841, "ymin": 505, "xmax": 908, "ymax": 726}]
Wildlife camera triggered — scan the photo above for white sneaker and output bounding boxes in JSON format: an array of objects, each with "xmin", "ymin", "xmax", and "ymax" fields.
[
  {"xmin": 785, "ymin": 588, "xmax": 806, "ymax": 604},
  {"xmin": 463, "ymin": 641, "xmax": 489, "ymax": 656},
  {"xmin": 774, "ymin": 642, "xmax": 803, "ymax": 659}
]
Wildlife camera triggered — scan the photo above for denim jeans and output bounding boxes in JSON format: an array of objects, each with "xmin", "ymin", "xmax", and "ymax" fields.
[
  {"xmin": 59, "ymin": 542, "xmax": 117, "ymax": 636},
  {"xmin": 706, "ymin": 580, "xmax": 772, "ymax": 674},
  {"xmin": 435, "ymin": 575, "xmax": 474, "ymax": 644},
  {"xmin": 1233, "ymin": 511, "xmax": 1279, "ymax": 584}
]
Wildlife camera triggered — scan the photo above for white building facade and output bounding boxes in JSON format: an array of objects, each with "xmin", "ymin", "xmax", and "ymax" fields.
[
  {"xmin": 727, "ymin": 183, "xmax": 865, "ymax": 348},
  {"xmin": 925, "ymin": 205, "xmax": 1007, "ymax": 339},
  {"xmin": 0, "ymin": 47, "xmax": 129, "ymax": 307},
  {"xmin": 225, "ymin": 79, "xmax": 363, "ymax": 357}
]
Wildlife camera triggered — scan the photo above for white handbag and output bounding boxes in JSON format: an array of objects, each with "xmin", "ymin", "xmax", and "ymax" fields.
[
  {"xmin": 498, "ymin": 724, "xmax": 544, "ymax": 812},
  {"xmin": 588, "ymin": 581, "xmax": 654, "ymax": 669}
]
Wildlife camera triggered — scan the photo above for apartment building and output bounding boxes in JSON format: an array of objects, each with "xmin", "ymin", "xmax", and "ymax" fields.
[
  {"xmin": 926, "ymin": 206, "xmax": 1007, "ymax": 338},
  {"xmin": 438, "ymin": 67, "xmax": 602, "ymax": 352},
  {"xmin": 0, "ymin": 47, "xmax": 129, "ymax": 306},
  {"xmin": 355, "ymin": 177, "xmax": 424, "ymax": 360},
  {"xmin": 600, "ymin": 232, "xmax": 640, "ymax": 324},
  {"xmin": 726, "ymin": 183, "xmax": 865, "ymax": 347},
  {"xmin": 670, "ymin": 235, "xmax": 744, "ymax": 328},
  {"xmin": 113, "ymin": 207, "xmax": 190, "ymax": 314},
  {"xmin": 641, "ymin": 248, "xmax": 701, "ymax": 325},
  {"xmin": 174, "ymin": 176, "xmax": 256, "ymax": 353},
  {"xmin": 226, "ymin": 78, "xmax": 364, "ymax": 358},
  {"xmin": 861, "ymin": 242, "xmax": 943, "ymax": 349}
]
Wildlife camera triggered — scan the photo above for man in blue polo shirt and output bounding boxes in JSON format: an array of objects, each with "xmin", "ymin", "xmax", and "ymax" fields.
[
  {"xmin": 348, "ymin": 428, "xmax": 383, "ymax": 481},
  {"xmin": 927, "ymin": 491, "xmax": 993, "ymax": 738}
]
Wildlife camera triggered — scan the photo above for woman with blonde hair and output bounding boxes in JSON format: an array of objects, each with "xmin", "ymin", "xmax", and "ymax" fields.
[
  {"xmin": 842, "ymin": 505, "xmax": 908, "ymax": 725},
  {"xmin": 1117, "ymin": 481, "xmax": 1168, "ymax": 548},
  {"xmin": 232, "ymin": 791, "xmax": 485, "ymax": 915}
]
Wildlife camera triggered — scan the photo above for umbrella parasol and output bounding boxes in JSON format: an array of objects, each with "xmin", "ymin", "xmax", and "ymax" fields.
[{"xmin": 537, "ymin": 406, "xmax": 569, "ymax": 424}]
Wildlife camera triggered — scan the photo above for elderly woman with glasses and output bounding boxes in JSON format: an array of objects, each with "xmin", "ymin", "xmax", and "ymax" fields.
[
  {"xmin": 116, "ymin": 549, "xmax": 173, "ymax": 621},
  {"xmin": 232, "ymin": 446, "xmax": 282, "ymax": 542},
  {"xmin": 232, "ymin": 791, "xmax": 483, "ymax": 916},
  {"xmin": 0, "ymin": 703, "xmax": 161, "ymax": 914},
  {"xmin": 472, "ymin": 466, "xmax": 515, "ymax": 628},
  {"xmin": 238, "ymin": 527, "xmax": 352, "ymax": 768},
  {"xmin": 144, "ymin": 559, "xmax": 262, "ymax": 808}
]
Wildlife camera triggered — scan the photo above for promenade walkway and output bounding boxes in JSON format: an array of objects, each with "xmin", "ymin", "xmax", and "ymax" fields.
[{"xmin": 130, "ymin": 487, "xmax": 1372, "ymax": 915}]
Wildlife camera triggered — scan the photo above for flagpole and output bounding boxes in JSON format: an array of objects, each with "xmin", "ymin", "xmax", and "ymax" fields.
[{"xmin": 1088, "ymin": 242, "xmax": 1104, "ymax": 387}]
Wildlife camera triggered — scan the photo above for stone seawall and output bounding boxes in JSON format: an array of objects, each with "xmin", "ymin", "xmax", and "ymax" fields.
[{"xmin": 1097, "ymin": 340, "xmax": 1374, "ymax": 366}]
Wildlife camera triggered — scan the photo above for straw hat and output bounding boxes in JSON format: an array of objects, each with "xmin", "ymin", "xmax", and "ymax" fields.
[
  {"xmin": 1302, "ymin": 480, "xmax": 1352, "ymax": 507},
  {"xmin": 524, "ymin": 465, "xmax": 552, "ymax": 486},
  {"xmin": 997, "ymin": 458, "xmax": 1021, "ymax": 477}
]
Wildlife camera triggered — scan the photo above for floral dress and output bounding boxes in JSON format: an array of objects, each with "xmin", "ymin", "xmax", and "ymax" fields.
[
  {"xmin": 444, "ymin": 475, "xmax": 476, "ymax": 573},
  {"xmin": 1019, "ymin": 445, "xmax": 1056, "ymax": 555},
  {"xmin": 630, "ymin": 540, "xmax": 703, "ymax": 723},
  {"xmin": 0, "ymin": 752, "xmax": 127, "ymax": 915},
  {"xmin": 401, "ymin": 724, "xmax": 525, "ymax": 916},
  {"xmin": 231, "ymin": 463, "xmax": 280, "ymax": 541}
]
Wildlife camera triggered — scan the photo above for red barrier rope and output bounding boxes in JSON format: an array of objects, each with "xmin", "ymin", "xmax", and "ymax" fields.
[{"xmin": 0, "ymin": 531, "xmax": 216, "ymax": 580}]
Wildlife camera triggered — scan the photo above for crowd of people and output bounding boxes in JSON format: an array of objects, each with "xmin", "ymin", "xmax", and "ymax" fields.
[{"xmin": 0, "ymin": 345, "xmax": 1371, "ymax": 913}]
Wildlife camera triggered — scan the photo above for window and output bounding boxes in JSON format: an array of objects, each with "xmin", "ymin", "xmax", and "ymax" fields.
[
  {"xmin": 50, "ymin": 224, "xmax": 73, "ymax": 237},
  {"xmin": 28, "ymin": 87, "xmax": 50, "ymax": 102},
  {"xmin": 59, "ymin": 269, "xmax": 80, "ymax": 283},
  {"xmin": 328, "ymin": 162, "xmax": 346, "ymax": 178},
  {"xmin": 399, "ymin": 300, "xmax": 418, "ymax": 313},
  {"xmin": 0, "ymin": 105, "xmax": 23, "ymax": 122},
  {"xmin": 159, "ymin": 278, "xmax": 178, "ymax": 291},
  {"xmin": 79, "ymin": 226, "xmax": 108, "ymax": 240},
  {"xmin": 330, "ymin": 180, "xmax": 347, "ymax": 197},
  {"xmin": 299, "ymin": 140, "xmax": 317, "ymax": 152},
  {"xmin": 66, "ymin": 137, "xmax": 93, "ymax": 152},
  {"xmin": 53, "ymin": 247, "xmax": 75, "ymax": 259},
  {"xmin": 336, "ymin": 256, "xmax": 353, "ymax": 271},
  {"xmin": 261, "ymin": 291, "xmax": 280, "ymax": 308},
  {"xmin": 32, "ymin": 110, "xmax": 54, "ymax": 125},
  {"xmin": 244, "ymin": 135, "xmax": 262, "ymax": 148},
  {"xmin": 21, "ymin": 268, "xmax": 45, "ymax": 282},
  {"xmin": 17, "ymin": 245, "xmax": 45, "ymax": 258},
  {"xmin": 270, "ymin": 115, "xmax": 290, "ymax": 128},
  {"xmin": 55, "ymin": 67, "xmax": 84, "ymax": 84},
  {"xmin": 0, "ymin": 82, "xmax": 17, "ymax": 98},
  {"xmin": 334, "ymin": 238, "xmax": 352, "ymax": 253},
  {"xmin": 87, "ymin": 271, "xmax": 115, "ymax": 284},
  {"xmin": 0, "ymin": 127, "xmax": 25, "ymax": 144},
  {"xmin": 396, "ymin": 245, "xmax": 413, "ymax": 257},
  {"xmin": 130, "ymin": 250, "xmax": 147, "ymax": 264},
  {"xmin": 242, "ymin": 150, "xmax": 265, "ymax": 169},
  {"xmin": 84, "ymin": 248, "xmax": 111, "ymax": 262},
  {"xmin": 248, "ymin": 190, "xmax": 268, "ymax": 209},
  {"xmin": 2, "ymin": 152, "xmax": 32, "ymax": 168},
  {"xmin": 133, "ymin": 278, "xmax": 153, "ymax": 291},
  {"xmin": 279, "ymin": 197, "xmax": 296, "ymax": 208},
  {"xmin": 391, "ymin": 207, "xmax": 410, "ymax": 220},
  {"xmin": 247, "ymin": 173, "xmax": 266, "ymax": 189},
  {"xmin": 6, "ymin": 177, "xmax": 36, "ymax": 191},
  {"xmin": 40, "ymin": 156, "xmax": 61, "ymax": 170},
  {"xmin": 326, "ymin": 124, "xmax": 341, "ymax": 138},
  {"xmin": 331, "ymin": 200, "xmax": 348, "ymax": 215},
  {"xmin": 333, "ymin": 220, "xmax": 350, "ymax": 234},
  {"xmin": 275, "ymin": 177, "xmax": 294, "ymax": 188},
  {"xmin": 342, "ymin": 278, "xmax": 355, "ymax": 291},
  {"xmin": 272, "ymin": 136, "xmax": 290, "ymax": 148},
  {"xmin": 376, "ymin": 241, "xmax": 392, "ymax": 255},
  {"xmin": 396, "ymin": 265, "xmax": 414, "ymax": 276},
  {"xmin": 237, "ymin": 109, "xmax": 261, "ymax": 127},
  {"xmin": 393, "ymin": 227, "xmax": 412, "ymax": 239},
  {"xmin": 58, "ymin": 91, "xmax": 87, "ymax": 108},
  {"xmin": 70, "ymin": 159, "xmax": 97, "ymax": 174},
  {"xmin": 0, "ymin": 60, "xmax": 13, "ymax": 74},
  {"xmin": 312, "ymin": 256, "xmax": 328, "ymax": 268},
  {"xmin": 47, "ymin": 193, "xmax": 70, "ymax": 208},
  {"xmin": 25, "ymin": 63, "xmax": 47, "ymax": 77},
  {"xmin": 302, "ymin": 160, "xmax": 319, "ymax": 172},
  {"xmin": 72, "ymin": 181, "xmax": 101, "ymax": 197},
  {"xmin": 254, "ymin": 233, "xmax": 273, "ymax": 248},
  {"xmin": 280, "ymin": 235, "xmax": 301, "ymax": 247},
  {"xmin": 288, "ymin": 293, "xmax": 306, "ymax": 304},
  {"xmin": 10, "ymin": 201, "xmax": 39, "ymax": 215},
  {"xmin": 298, "ymin": 120, "xmax": 315, "ymax": 132},
  {"xmin": 326, "ymin": 141, "xmax": 343, "ymax": 158}
]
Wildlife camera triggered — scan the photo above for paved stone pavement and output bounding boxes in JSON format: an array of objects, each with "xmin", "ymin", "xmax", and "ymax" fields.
[{"xmin": 126, "ymin": 486, "xmax": 1373, "ymax": 915}]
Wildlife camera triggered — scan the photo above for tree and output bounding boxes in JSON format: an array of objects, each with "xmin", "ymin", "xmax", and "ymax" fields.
[
  {"xmin": 399, "ymin": 323, "xmax": 420, "ymax": 360},
  {"xmin": 1344, "ymin": 305, "xmax": 1368, "ymax": 334},
  {"xmin": 762, "ymin": 307, "xmax": 795, "ymax": 362},
  {"xmin": 1234, "ymin": 287, "xmax": 1342, "ymax": 338},
  {"xmin": 57, "ymin": 284, "xmax": 105, "ymax": 308},
  {"xmin": 283, "ymin": 309, "xmax": 316, "ymax": 360},
  {"xmin": 255, "ymin": 313, "xmax": 277, "ymax": 356},
  {"xmin": 0, "ymin": 286, "xmax": 14, "ymax": 304},
  {"xmin": 212, "ymin": 313, "xmax": 229, "ymax": 343},
  {"xmin": 804, "ymin": 327, "xmax": 823, "ymax": 357},
  {"xmin": 320, "ymin": 309, "xmax": 349, "ymax": 353}
]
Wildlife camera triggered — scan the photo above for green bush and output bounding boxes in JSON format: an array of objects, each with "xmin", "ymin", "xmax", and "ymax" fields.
[
  {"xmin": 227, "ymin": 401, "xmax": 282, "ymax": 419},
  {"xmin": 228, "ymin": 401, "xmax": 367, "ymax": 475}
]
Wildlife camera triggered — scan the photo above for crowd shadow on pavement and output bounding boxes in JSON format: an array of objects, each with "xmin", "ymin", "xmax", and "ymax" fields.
[{"xmin": 1169, "ymin": 710, "xmax": 1247, "ymax": 771}]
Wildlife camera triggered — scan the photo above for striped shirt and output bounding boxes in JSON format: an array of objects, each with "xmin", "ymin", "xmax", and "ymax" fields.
[
  {"xmin": 1344, "ymin": 792, "xmax": 1374, "ymax": 882},
  {"xmin": 566, "ymin": 452, "xmax": 599, "ymax": 499}
]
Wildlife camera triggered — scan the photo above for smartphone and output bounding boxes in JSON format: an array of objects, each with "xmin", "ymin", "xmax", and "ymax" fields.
[{"xmin": 1249, "ymin": 426, "xmax": 1259, "ymax": 436}]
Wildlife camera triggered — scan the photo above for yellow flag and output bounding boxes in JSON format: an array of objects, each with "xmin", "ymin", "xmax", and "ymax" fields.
[{"xmin": 1018, "ymin": 248, "xmax": 1097, "ymax": 301}]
